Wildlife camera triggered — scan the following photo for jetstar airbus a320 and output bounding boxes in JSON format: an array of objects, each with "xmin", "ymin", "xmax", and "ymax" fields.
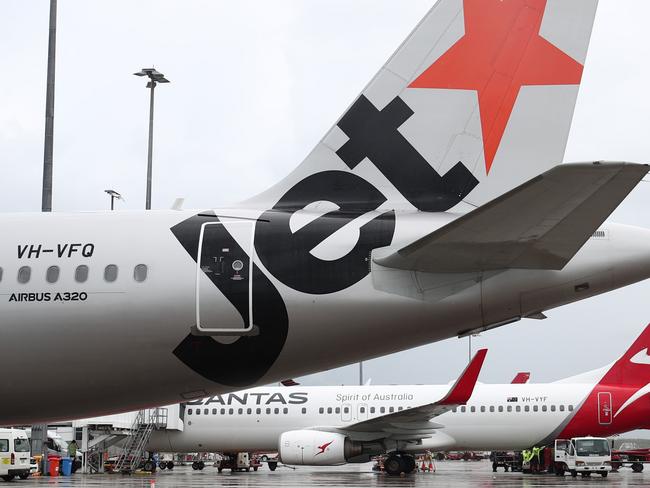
[{"xmin": 2, "ymin": 0, "xmax": 650, "ymax": 424}]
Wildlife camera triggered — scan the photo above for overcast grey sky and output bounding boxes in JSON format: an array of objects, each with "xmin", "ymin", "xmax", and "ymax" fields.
[{"xmin": 2, "ymin": 1, "xmax": 650, "ymax": 389}]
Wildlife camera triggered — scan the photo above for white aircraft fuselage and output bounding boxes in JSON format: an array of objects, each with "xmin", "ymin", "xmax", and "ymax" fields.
[{"xmin": 1, "ymin": 209, "xmax": 649, "ymax": 424}]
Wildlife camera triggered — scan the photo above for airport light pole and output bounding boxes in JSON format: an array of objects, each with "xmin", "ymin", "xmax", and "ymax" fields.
[
  {"xmin": 104, "ymin": 190, "xmax": 123, "ymax": 210},
  {"xmin": 41, "ymin": 0, "xmax": 57, "ymax": 212},
  {"xmin": 133, "ymin": 68, "xmax": 170, "ymax": 210}
]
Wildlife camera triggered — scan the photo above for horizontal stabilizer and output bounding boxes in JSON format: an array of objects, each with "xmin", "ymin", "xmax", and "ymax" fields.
[{"xmin": 375, "ymin": 162, "xmax": 648, "ymax": 273}]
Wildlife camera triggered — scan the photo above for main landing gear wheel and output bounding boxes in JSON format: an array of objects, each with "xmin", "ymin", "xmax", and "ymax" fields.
[
  {"xmin": 401, "ymin": 455, "xmax": 416, "ymax": 474},
  {"xmin": 632, "ymin": 462, "xmax": 644, "ymax": 473},
  {"xmin": 383, "ymin": 455, "xmax": 405, "ymax": 476},
  {"xmin": 166, "ymin": 461, "xmax": 174, "ymax": 470}
]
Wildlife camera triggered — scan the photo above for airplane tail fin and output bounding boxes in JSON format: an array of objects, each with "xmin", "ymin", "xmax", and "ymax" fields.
[
  {"xmin": 597, "ymin": 324, "xmax": 650, "ymax": 391},
  {"xmin": 557, "ymin": 324, "xmax": 650, "ymax": 436},
  {"xmin": 248, "ymin": 0, "xmax": 599, "ymax": 211}
]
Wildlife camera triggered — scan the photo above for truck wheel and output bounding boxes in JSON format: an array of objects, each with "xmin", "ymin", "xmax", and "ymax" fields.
[
  {"xmin": 632, "ymin": 463, "xmax": 644, "ymax": 473},
  {"xmin": 158, "ymin": 462, "xmax": 166, "ymax": 470},
  {"xmin": 1, "ymin": 475, "xmax": 15, "ymax": 481},
  {"xmin": 142, "ymin": 460, "xmax": 155, "ymax": 472},
  {"xmin": 601, "ymin": 472, "xmax": 608, "ymax": 478},
  {"xmin": 268, "ymin": 462, "xmax": 277, "ymax": 472},
  {"xmin": 198, "ymin": 461, "xmax": 205, "ymax": 470},
  {"xmin": 261, "ymin": 455, "xmax": 268, "ymax": 462},
  {"xmin": 166, "ymin": 461, "xmax": 174, "ymax": 470},
  {"xmin": 570, "ymin": 470, "xmax": 577, "ymax": 478},
  {"xmin": 19, "ymin": 474, "xmax": 29, "ymax": 480},
  {"xmin": 192, "ymin": 461, "xmax": 199, "ymax": 470}
]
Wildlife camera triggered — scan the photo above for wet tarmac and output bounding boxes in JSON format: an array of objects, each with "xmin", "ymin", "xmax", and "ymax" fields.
[{"xmin": 11, "ymin": 460, "xmax": 650, "ymax": 487}]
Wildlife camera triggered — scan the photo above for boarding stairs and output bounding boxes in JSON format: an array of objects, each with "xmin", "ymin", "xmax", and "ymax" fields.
[{"xmin": 113, "ymin": 408, "xmax": 168, "ymax": 474}]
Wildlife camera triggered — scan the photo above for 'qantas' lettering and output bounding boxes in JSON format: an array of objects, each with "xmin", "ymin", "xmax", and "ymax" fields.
[{"xmin": 187, "ymin": 392, "xmax": 309, "ymax": 406}]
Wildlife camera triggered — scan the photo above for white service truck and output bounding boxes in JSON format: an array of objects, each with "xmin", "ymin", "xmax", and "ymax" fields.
[
  {"xmin": 0, "ymin": 429, "xmax": 31, "ymax": 481},
  {"xmin": 554, "ymin": 437, "xmax": 611, "ymax": 477}
]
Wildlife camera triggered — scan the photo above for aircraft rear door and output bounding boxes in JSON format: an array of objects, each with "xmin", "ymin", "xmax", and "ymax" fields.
[{"xmin": 195, "ymin": 219, "xmax": 256, "ymax": 335}]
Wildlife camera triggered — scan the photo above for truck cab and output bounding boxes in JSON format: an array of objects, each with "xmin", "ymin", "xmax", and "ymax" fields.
[
  {"xmin": 554, "ymin": 437, "xmax": 611, "ymax": 477},
  {"xmin": 0, "ymin": 428, "xmax": 31, "ymax": 481}
]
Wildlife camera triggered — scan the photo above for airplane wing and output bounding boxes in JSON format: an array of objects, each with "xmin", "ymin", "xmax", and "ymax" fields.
[
  {"xmin": 375, "ymin": 162, "xmax": 648, "ymax": 273},
  {"xmin": 313, "ymin": 350, "xmax": 487, "ymax": 442}
]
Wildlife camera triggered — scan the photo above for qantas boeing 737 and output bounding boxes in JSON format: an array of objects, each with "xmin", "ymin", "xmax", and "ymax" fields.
[
  {"xmin": 149, "ymin": 324, "xmax": 650, "ymax": 476},
  {"xmin": 2, "ymin": 0, "xmax": 650, "ymax": 424}
]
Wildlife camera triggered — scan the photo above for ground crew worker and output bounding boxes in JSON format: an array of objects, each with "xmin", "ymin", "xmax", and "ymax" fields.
[
  {"xmin": 68, "ymin": 440, "xmax": 78, "ymax": 459},
  {"xmin": 531, "ymin": 446, "xmax": 542, "ymax": 473},
  {"xmin": 522, "ymin": 449, "xmax": 533, "ymax": 472}
]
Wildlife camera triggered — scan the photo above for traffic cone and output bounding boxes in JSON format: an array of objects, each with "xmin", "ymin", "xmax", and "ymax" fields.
[
  {"xmin": 421, "ymin": 460, "xmax": 427, "ymax": 471},
  {"xmin": 150, "ymin": 480, "xmax": 155, "ymax": 488},
  {"xmin": 429, "ymin": 461, "xmax": 434, "ymax": 472}
]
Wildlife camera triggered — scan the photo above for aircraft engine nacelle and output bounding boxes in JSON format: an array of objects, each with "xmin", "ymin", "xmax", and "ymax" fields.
[{"xmin": 278, "ymin": 430, "xmax": 363, "ymax": 466}]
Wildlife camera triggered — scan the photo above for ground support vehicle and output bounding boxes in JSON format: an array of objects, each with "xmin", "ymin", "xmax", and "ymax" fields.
[
  {"xmin": 215, "ymin": 453, "xmax": 262, "ymax": 473},
  {"xmin": 611, "ymin": 448, "xmax": 650, "ymax": 473},
  {"xmin": 490, "ymin": 451, "xmax": 522, "ymax": 472},
  {"xmin": 0, "ymin": 429, "xmax": 31, "ymax": 481},
  {"xmin": 554, "ymin": 437, "xmax": 611, "ymax": 478}
]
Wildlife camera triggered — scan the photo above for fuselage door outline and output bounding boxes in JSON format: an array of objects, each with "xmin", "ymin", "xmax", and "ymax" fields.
[{"xmin": 195, "ymin": 220, "xmax": 255, "ymax": 334}]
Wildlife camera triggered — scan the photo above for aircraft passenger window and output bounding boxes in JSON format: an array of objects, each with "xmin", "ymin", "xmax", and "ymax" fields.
[
  {"xmin": 266, "ymin": 408, "xmax": 271, "ymax": 415},
  {"xmin": 470, "ymin": 406, "xmax": 476, "ymax": 413},
  {"xmin": 507, "ymin": 406, "xmax": 512, "ymax": 412},
  {"xmin": 17, "ymin": 266, "xmax": 31, "ymax": 284},
  {"xmin": 480, "ymin": 406, "xmax": 486, "ymax": 413},
  {"xmin": 542, "ymin": 405, "xmax": 547, "ymax": 412},
  {"xmin": 196, "ymin": 409, "xmax": 200, "ymax": 416},
  {"xmin": 568, "ymin": 405, "xmax": 574, "ymax": 411},
  {"xmin": 460, "ymin": 406, "xmax": 466, "ymax": 413},
  {"xmin": 452, "ymin": 408, "xmax": 457, "ymax": 413},
  {"xmin": 319, "ymin": 407, "xmax": 324, "ymax": 414},
  {"xmin": 551, "ymin": 405, "xmax": 556, "ymax": 412},
  {"xmin": 256, "ymin": 408, "xmax": 261, "ymax": 415},
  {"xmin": 361, "ymin": 407, "xmax": 366, "ymax": 413},
  {"xmin": 46, "ymin": 265, "xmax": 59, "ymax": 283},
  {"xmin": 104, "ymin": 264, "xmax": 118, "ymax": 282},
  {"xmin": 498, "ymin": 406, "xmax": 503, "ymax": 413},
  {"xmin": 247, "ymin": 408, "xmax": 252, "ymax": 415},
  {"xmin": 302, "ymin": 408, "xmax": 307, "ymax": 414},
  {"xmin": 559, "ymin": 405, "xmax": 565, "ymax": 412},
  {"xmin": 187, "ymin": 409, "xmax": 193, "ymax": 415},
  {"xmin": 344, "ymin": 407, "xmax": 350, "ymax": 414},
  {"xmin": 370, "ymin": 407, "xmax": 375, "ymax": 414},
  {"xmin": 516, "ymin": 406, "xmax": 521, "ymax": 412},
  {"xmin": 75, "ymin": 265, "xmax": 89, "ymax": 283},
  {"xmin": 283, "ymin": 408, "xmax": 288, "ymax": 414},
  {"xmin": 212, "ymin": 409, "xmax": 217, "ymax": 415},
  {"xmin": 533, "ymin": 405, "xmax": 539, "ymax": 412},
  {"xmin": 327, "ymin": 407, "xmax": 333, "ymax": 414},
  {"xmin": 0, "ymin": 267, "xmax": 3, "ymax": 282},
  {"xmin": 203, "ymin": 409, "xmax": 208, "ymax": 415},
  {"xmin": 380, "ymin": 407, "xmax": 386, "ymax": 414},
  {"xmin": 274, "ymin": 408, "xmax": 280, "ymax": 415},
  {"xmin": 238, "ymin": 409, "xmax": 243, "ymax": 415},
  {"xmin": 221, "ymin": 409, "xmax": 226, "ymax": 415},
  {"xmin": 335, "ymin": 407, "xmax": 340, "ymax": 414},
  {"xmin": 228, "ymin": 408, "xmax": 234, "ymax": 415},
  {"xmin": 489, "ymin": 406, "xmax": 495, "ymax": 413},
  {"xmin": 389, "ymin": 407, "xmax": 395, "ymax": 413},
  {"xmin": 134, "ymin": 264, "xmax": 148, "ymax": 282},
  {"xmin": 524, "ymin": 406, "xmax": 530, "ymax": 412}
]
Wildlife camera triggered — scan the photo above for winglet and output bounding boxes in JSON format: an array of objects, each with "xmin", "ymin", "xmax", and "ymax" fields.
[
  {"xmin": 281, "ymin": 379, "xmax": 300, "ymax": 387},
  {"xmin": 511, "ymin": 372, "xmax": 531, "ymax": 384},
  {"xmin": 438, "ymin": 349, "xmax": 487, "ymax": 405}
]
